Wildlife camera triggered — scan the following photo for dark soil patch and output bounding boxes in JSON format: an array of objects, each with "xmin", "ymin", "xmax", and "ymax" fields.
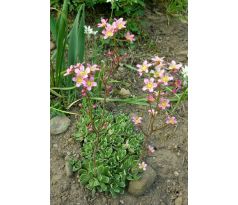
[{"xmin": 51, "ymin": 10, "xmax": 187, "ymax": 205}]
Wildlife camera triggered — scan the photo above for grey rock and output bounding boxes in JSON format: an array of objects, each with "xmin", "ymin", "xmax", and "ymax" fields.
[
  {"xmin": 175, "ymin": 196, "xmax": 183, "ymax": 205},
  {"xmin": 128, "ymin": 166, "xmax": 156, "ymax": 196},
  {"xmin": 50, "ymin": 116, "xmax": 71, "ymax": 135},
  {"xmin": 119, "ymin": 88, "xmax": 131, "ymax": 98},
  {"xmin": 147, "ymin": 149, "xmax": 180, "ymax": 178}
]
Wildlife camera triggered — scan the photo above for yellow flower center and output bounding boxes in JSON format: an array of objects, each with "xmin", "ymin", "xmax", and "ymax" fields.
[
  {"xmin": 162, "ymin": 76, "xmax": 169, "ymax": 83},
  {"xmin": 161, "ymin": 101, "xmax": 167, "ymax": 108},
  {"xmin": 146, "ymin": 82, "xmax": 153, "ymax": 89},
  {"xmin": 118, "ymin": 23, "xmax": 123, "ymax": 29},
  {"xmin": 87, "ymin": 81, "xmax": 92, "ymax": 87},
  {"xmin": 169, "ymin": 119, "xmax": 174, "ymax": 124},
  {"xmin": 106, "ymin": 31, "xmax": 113, "ymax": 37},
  {"xmin": 154, "ymin": 71, "xmax": 162, "ymax": 78},
  {"xmin": 142, "ymin": 65, "xmax": 147, "ymax": 71},
  {"xmin": 77, "ymin": 76, "xmax": 83, "ymax": 83}
]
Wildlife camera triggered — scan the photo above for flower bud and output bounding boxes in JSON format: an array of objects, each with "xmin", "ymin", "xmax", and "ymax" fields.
[{"xmin": 147, "ymin": 95, "xmax": 155, "ymax": 103}]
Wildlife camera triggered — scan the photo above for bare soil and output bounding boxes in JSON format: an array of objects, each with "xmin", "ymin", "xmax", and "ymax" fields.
[{"xmin": 51, "ymin": 9, "xmax": 188, "ymax": 205}]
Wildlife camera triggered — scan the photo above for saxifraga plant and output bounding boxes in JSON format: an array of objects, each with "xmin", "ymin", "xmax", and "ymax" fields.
[
  {"xmin": 74, "ymin": 103, "xmax": 144, "ymax": 196},
  {"xmin": 63, "ymin": 17, "xmax": 144, "ymax": 196},
  {"xmin": 130, "ymin": 56, "xmax": 185, "ymax": 167},
  {"xmin": 63, "ymin": 16, "xmax": 186, "ymax": 196}
]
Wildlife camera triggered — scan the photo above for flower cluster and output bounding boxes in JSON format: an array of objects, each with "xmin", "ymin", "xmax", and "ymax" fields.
[
  {"xmin": 97, "ymin": 18, "xmax": 135, "ymax": 42},
  {"xmin": 132, "ymin": 56, "xmax": 182, "ymax": 127},
  {"xmin": 64, "ymin": 63, "xmax": 100, "ymax": 95}
]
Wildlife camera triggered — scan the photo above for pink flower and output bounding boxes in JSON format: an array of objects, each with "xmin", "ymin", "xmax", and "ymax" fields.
[
  {"xmin": 75, "ymin": 65, "xmax": 90, "ymax": 79},
  {"xmin": 74, "ymin": 63, "xmax": 84, "ymax": 70},
  {"xmin": 166, "ymin": 116, "xmax": 177, "ymax": 125},
  {"xmin": 142, "ymin": 78, "xmax": 157, "ymax": 92},
  {"xmin": 113, "ymin": 18, "xmax": 126, "ymax": 30},
  {"xmin": 168, "ymin": 60, "xmax": 182, "ymax": 71},
  {"xmin": 64, "ymin": 65, "xmax": 75, "ymax": 76},
  {"xmin": 82, "ymin": 77, "xmax": 97, "ymax": 91},
  {"xmin": 132, "ymin": 116, "xmax": 142, "ymax": 125},
  {"xmin": 87, "ymin": 64, "xmax": 100, "ymax": 72},
  {"xmin": 97, "ymin": 18, "xmax": 108, "ymax": 28},
  {"xmin": 73, "ymin": 75, "xmax": 85, "ymax": 87},
  {"xmin": 158, "ymin": 98, "xmax": 170, "ymax": 110},
  {"xmin": 102, "ymin": 24, "xmax": 115, "ymax": 39},
  {"xmin": 148, "ymin": 145, "xmax": 155, "ymax": 153},
  {"xmin": 174, "ymin": 79, "xmax": 182, "ymax": 89},
  {"xmin": 158, "ymin": 74, "xmax": 173, "ymax": 85},
  {"xmin": 150, "ymin": 67, "xmax": 165, "ymax": 78},
  {"xmin": 125, "ymin": 32, "xmax": 135, "ymax": 42},
  {"xmin": 139, "ymin": 162, "xmax": 147, "ymax": 171},
  {"xmin": 151, "ymin": 56, "xmax": 164, "ymax": 67},
  {"xmin": 81, "ymin": 88, "xmax": 87, "ymax": 96},
  {"xmin": 137, "ymin": 60, "xmax": 152, "ymax": 76}
]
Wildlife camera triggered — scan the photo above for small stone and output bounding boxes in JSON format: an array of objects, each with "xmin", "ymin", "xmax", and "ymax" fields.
[
  {"xmin": 175, "ymin": 196, "xmax": 183, "ymax": 205},
  {"xmin": 174, "ymin": 171, "xmax": 179, "ymax": 177},
  {"xmin": 50, "ymin": 116, "xmax": 71, "ymax": 135},
  {"xmin": 118, "ymin": 66, "xmax": 124, "ymax": 72},
  {"xmin": 65, "ymin": 160, "xmax": 73, "ymax": 177},
  {"xmin": 50, "ymin": 41, "xmax": 56, "ymax": 50},
  {"xmin": 119, "ymin": 88, "xmax": 131, "ymax": 98},
  {"xmin": 119, "ymin": 200, "xmax": 124, "ymax": 204},
  {"xmin": 128, "ymin": 166, "xmax": 156, "ymax": 196},
  {"xmin": 53, "ymin": 144, "xmax": 58, "ymax": 148}
]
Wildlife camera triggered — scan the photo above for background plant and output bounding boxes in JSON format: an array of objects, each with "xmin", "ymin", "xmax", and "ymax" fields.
[
  {"xmin": 50, "ymin": 0, "xmax": 145, "ymax": 17},
  {"xmin": 166, "ymin": 0, "xmax": 188, "ymax": 17},
  {"xmin": 50, "ymin": 1, "xmax": 85, "ymax": 87},
  {"xmin": 50, "ymin": 1, "xmax": 86, "ymax": 115}
]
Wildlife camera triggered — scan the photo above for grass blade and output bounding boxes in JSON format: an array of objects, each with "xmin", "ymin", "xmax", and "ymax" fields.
[
  {"xmin": 55, "ymin": 0, "xmax": 68, "ymax": 86},
  {"xmin": 68, "ymin": 5, "xmax": 83, "ymax": 65},
  {"xmin": 50, "ymin": 14, "xmax": 57, "ymax": 42},
  {"xmin": 78, "ymin": 4, "xmax": 85, "ymax": 62}
]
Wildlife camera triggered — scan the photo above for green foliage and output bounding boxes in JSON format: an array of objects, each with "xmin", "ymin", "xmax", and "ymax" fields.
[
  {"xmin": 50, "ymin": 0, "xmax": 145, "ymax": 17},
  {"xmin": 54, "ymin": 0, "xmax": 69, "ymax": 87},
  {"xmin": 68, "ymin": 4, "xmax": 85, "ymax": 65},
  {"xmin": 74, "ymin": 105, "xmax": 144, "ymax": 196},
  {"xmin": 111, "ymin": 0, "xmax": 145, "ymax": 17},
  {"xmin": 166, "ymin": 0, "xmax": 188, "ymax": 16},
  {"xmin": 50, "ymin": 1, "xmax": 85, "ymax": 88}
]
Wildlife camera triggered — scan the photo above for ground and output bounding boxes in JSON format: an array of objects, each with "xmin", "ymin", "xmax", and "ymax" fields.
[{"xmin": 51, "ymin": 9, "xmax": 188, "ymax": 205}]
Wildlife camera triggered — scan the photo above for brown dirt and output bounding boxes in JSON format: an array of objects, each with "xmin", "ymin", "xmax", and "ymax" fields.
[{"xmin": 51, "ymin": 10, "xmax": 188, "ymax": 205}]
